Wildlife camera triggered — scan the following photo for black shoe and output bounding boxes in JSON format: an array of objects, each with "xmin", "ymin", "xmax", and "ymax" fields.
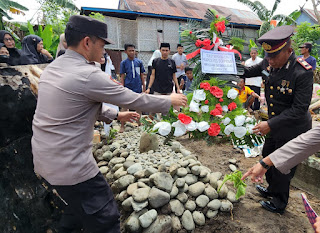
[
  {"xmin": 256, "ymin": 185, "xmax": 271, "ymax": 198},
  {"xmin": 260, "ymin": 201, "xmax": 284, "ymax": 214}
]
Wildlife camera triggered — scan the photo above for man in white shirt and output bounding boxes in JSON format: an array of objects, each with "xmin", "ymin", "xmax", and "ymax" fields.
[
  {"xmin": 172, "ymin": 44, "xmax": 187, "ymax": 92},
  {"xmin": 244, "ymin": 48, "xmax": 263, "ymax": 110}
]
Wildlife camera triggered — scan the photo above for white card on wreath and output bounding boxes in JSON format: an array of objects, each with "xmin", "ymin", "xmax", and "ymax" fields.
[{"xmin": 200, "ymin": 49, "xmax": 237, "ymax": 75}]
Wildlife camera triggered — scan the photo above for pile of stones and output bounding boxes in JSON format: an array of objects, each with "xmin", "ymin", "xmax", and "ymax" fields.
[{"xmin": 93, "ymin": 123, "xmax": 238, "ymax": 233}]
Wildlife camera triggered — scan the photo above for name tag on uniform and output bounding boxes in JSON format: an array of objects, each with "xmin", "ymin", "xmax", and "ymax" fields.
[
  {"xmin": 135, "ymin": 67, "xmax": 140, "ymax": 74},
  {"xmin": 262, "ymin": 70, "xmax": 269, "ymax": 77}
]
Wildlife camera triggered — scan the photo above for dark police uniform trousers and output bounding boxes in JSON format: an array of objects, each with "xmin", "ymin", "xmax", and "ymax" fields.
[
  {"xmin": 244, "ymin": 53, "xmax": 313, "ymax": 210},
  {"xmin": 52, "ymin": 172, "xmax": 120, "ymax": 233}
]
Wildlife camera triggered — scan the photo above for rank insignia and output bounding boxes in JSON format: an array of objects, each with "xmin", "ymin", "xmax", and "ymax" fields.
[
  {"xmin": 262, "ymin": 42, "xmax": 272, "ymax": 51},
  {"xmin": 297, "ymin": 57, "xmax": 312, "ymax": 70}
]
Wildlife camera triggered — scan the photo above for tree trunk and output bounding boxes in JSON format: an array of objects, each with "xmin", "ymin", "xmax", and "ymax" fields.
[{"xmin": 311, "ymin": 0, "xmax": 320, "ymax": 23}]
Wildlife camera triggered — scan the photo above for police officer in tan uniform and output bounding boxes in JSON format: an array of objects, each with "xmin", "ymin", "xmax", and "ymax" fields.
[
  {"xmin": 32, "ymin": 15, "xmax": 187, "ymax": 233},
  {"xmin": 243, "ymin": 26, "xmax": 314, "ymax": 214}
]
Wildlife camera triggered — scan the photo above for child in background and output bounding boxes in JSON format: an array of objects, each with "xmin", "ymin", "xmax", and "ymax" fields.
[
  {"xmin": 236, "ymin": 78, "xmax": 261, "ymax": 112},
  {"xmin": 182, "ymin": 67, "xmax": 193, "ymax": 94}
]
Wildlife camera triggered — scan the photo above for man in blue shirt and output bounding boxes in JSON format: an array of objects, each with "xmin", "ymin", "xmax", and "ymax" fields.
[
  {"xmin": 120, "ymin": 44, "xmax": 145, "ymax": 132},
  {"xmin": 299, "ymin": 42, "xmax": 317, "ymax": 70}
]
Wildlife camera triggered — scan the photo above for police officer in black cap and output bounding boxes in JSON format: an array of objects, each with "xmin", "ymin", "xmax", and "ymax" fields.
[
  {"xmin": 243, "ymin": 25, "xmax": 313, "ymax": 214},
  {"xmin": 32, "ymin": 15, "xmax": 187, "ymax": 233}
]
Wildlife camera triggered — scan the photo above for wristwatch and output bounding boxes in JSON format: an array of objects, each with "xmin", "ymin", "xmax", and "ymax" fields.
[{"xmin": 259, "ymin": 159, "xmax": 270, "ymax": 170}]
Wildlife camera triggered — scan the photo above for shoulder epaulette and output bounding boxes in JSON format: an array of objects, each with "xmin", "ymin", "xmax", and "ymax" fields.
[{"xmin": 297, "ymin": 57, "xmax": 312, "ymax": 70}]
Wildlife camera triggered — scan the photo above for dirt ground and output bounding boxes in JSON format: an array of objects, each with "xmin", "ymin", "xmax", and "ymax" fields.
[{"xmin": 176, "ymin": 136, "xmax": 320, "ymax": 233}]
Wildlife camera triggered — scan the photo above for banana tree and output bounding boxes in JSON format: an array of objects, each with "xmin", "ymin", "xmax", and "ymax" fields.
[
  {"xmin": 27, "ymin": 21, "xmax": 59, "ymax": 57},
  {"xmin": 0, "ymin": 0, "xmax": 28, "ymax": 29},
  {"xmin": 237, "ymin": 0, "xmax": 297, "ymax": 36}
]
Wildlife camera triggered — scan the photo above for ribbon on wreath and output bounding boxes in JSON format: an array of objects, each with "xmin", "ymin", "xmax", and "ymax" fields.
[
  {"xmin": 218, "ymin": 44, "xmax": 242, "ymax": 60},
  {"xmin": 186, "ymin": 38, "xmax": 214, "ymax": 60}
]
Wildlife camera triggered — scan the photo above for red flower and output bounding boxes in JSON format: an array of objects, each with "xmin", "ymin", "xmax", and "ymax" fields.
[
  {"xmin": 189, "ymin": 31, "xmax": 192, "ymax": 34},
  {"xmin": 215, "ymin": 103, "xmax": 222, "ymax": 111},
  {"xmin": 208, "ymin": 123, "xmax": 220, "ymax": 136},
  {"xmin": 210, "ymin": 86, "xmax": 224, "ymax": 98},
  {"xmin": 219, "ymin": 98, "xmax": 223, "ymax": 102},
  {"xmin": 228, "ymin": 102, "xmax": 237, "ymax": 111},
  {"xmin": 210, "ymin": 103, "xmax": 223, "ymax": 116},
  {"xmin": 178, "ymin": 113, "xmax": 192, "ymax": 124},
  {"xmin": 216, "ymin": 15, "xmax": 219, "ymax": 18},
  {"xmin": 204, "ymin": 100, "xmax": 209, "ymax": 104},
  {"xmin": 215, "ymin": 21, "xmax": 226, "ymax": 33},
  {"xmin": 210, "ymin": 109, "xmax": 221, "ymax": 116},
  {"xmin": 200, "ymin": 82, "xmax": 211, "ymax": 90}
]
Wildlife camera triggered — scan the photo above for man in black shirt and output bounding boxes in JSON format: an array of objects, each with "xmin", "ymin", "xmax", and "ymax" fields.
[{"xmin": 146, "ymin": 43, "xmax": 181, "ymax": 95}]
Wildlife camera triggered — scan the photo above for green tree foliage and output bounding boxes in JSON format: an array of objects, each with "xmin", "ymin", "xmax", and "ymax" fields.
[
  {"xmin": 291, "ymin": 22, "xmax": 320, "ymax": 61},
  {"xmin": 237, "ymin": 0, "xmax": 297, "ymax": 36},
  {"xmin": 36, "ymin": 0, "xmax": 79, "ymax": 35},
  {"xmin": 228, "ymin": 37, "xmax": 245, "ymax": 52},
  {"xmin": 89, "ymin": 12, "xmax": 105, "ymax": 22}
]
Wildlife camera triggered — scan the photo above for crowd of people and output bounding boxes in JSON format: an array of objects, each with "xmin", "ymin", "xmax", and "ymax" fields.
[
  {"xmin": 0, "ymin": 30, "xmax": 59, "ymax": 65},
  {"xmin": 3, "ymin": 13, "xmax": 319, "ymax": 233}
]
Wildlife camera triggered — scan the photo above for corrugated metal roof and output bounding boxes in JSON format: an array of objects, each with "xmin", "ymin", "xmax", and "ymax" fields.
[
  {"xmin": 120, "ymin": 0, "xmax": 262, "ymax": 26},
  {"xmin": 303, "ymin": 8, "xmax": 318, "ymax": 23}
]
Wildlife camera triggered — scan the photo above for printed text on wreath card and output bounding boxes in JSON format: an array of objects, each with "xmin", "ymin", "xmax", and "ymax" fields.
[{"xmin": 201, "ymin": 49, "xmax": 237, "ymax": 74}]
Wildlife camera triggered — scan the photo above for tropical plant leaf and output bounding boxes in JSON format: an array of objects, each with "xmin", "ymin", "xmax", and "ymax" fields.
[
  {"xmin": 259, "ymin": 21, "xmax": 271, "ymax": 37},
  {"xmin": 271, "ymin": 0, "xmax": 281, "ymax": 15},
  {"xmin": 42, "ymin": 25, "xmax": 53, "ymax": 49},
  {"xmin": 0, "ymin": 8, "xmax": 12, "ymax": 20},
  {"xmin": 271, "ymin": 14, "xmax": 296, "ymax": 25},
  {"xmin": 237, "ymin": 0, "xmax": 268, "ymax": 20},
  {"xmin": 38, "ymin": 24, "xmax": 43, "ymax": 37},
  {"xmin": 8, "ymin": 1, "xmax": 28, "ymax": 10},
  {"xmin": 27, "ymin": 21, "xmax": 35, "ymax": 35},
  {"xmin": 51, "ymin": 0, "xmax": 78, "ymax": 11},
  {"xmin": 0, "ymin": 0, "xmax": 10, "ymax": 11}
]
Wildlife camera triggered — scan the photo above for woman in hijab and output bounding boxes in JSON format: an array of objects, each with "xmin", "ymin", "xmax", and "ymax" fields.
[
  {"xmin": 0, "ymin": 43, "xmax": 10, "ymax": 64},
  {"xmin": 55, "ymin": 33, "xmax": 67, "ymax": 58},
  {"xmin": 20, "ymin": 35, "xmax": 53, "ymax": 65},
  {"xmin": 0, "ymin": 30, "xmax": 21, "ymax": 65}
]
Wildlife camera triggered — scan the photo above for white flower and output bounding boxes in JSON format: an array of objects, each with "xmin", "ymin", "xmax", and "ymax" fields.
[
  {"xmin": 186, "ymin": 120, "xmax": 197, "ymax": 131},
  {"xmin": 245, "ymin": 117, "xmax": 254, "ymax": 123},
  {"xmin": 172, "ymin": 120, "xmax": 187, "ymax": 137},
  {"xmin": 246, "ymin": 124, "xmax": 255, "ymax": 134},
  {"xmin": 153, "ymin": 122, "xmax": 172, "ymax": 136},
  {"xmin": 234, "ymin": 126, "xmax": 247, "ymax": 138},
  {"xmin": 189, "ymin": 100, "xmax": 200, "ymax": 113},
  {"xmin": 193, "ymin": 89, "xmax": 206, "ymax": 102},
  {"xmin": 234, "ymin": 115, "xmax": 246, "ymax": 126},
  {"xmin": 222, "ymin": 117, "xmax": 231, "ymax": 125},
  {"xmin": 224, "ymin": 124, "xmax": 235, "ymax": 135},
  {"xmin": 222, "ymin": 105, "xmax": 228, "ymax": 112},
  {"xmin": 201, "ymin": 105, "xmax": 209, "ymax": 113},
  {"xmin": 197, "ymin": 121, "xmax": 210, "ymax": 132},
  {"xmin": 227, "ymin": 89, "xmax": 238, "ymax": 99}
]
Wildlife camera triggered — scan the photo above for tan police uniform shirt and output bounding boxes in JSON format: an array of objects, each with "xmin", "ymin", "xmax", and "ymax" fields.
[
  {"xmin": 269, "ymin": 125, "xmax": 320, "ymax": 174},
  {"xmin": 32, "ymin": 49, "xmax": 171, "ymax": 186}
]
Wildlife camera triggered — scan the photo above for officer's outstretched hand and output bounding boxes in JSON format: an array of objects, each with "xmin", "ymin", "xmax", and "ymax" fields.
[
  {"xmin": 241, "ymin": 162, "xmax": 267, "ymax": 183},
  {"xmin": 253, "ymin": 121, "xmax": 270, "ymax": 136},
  {"xmin": 117, "ymin": 112, "xmax": 140, "ymax": 123},
  {"xmin": 170, "ymin": 93, "xmax": 187, "ymax": 107},
  {"xmin": 314, "ymin": 217, "xmax": 320, "ymax": 233}
]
